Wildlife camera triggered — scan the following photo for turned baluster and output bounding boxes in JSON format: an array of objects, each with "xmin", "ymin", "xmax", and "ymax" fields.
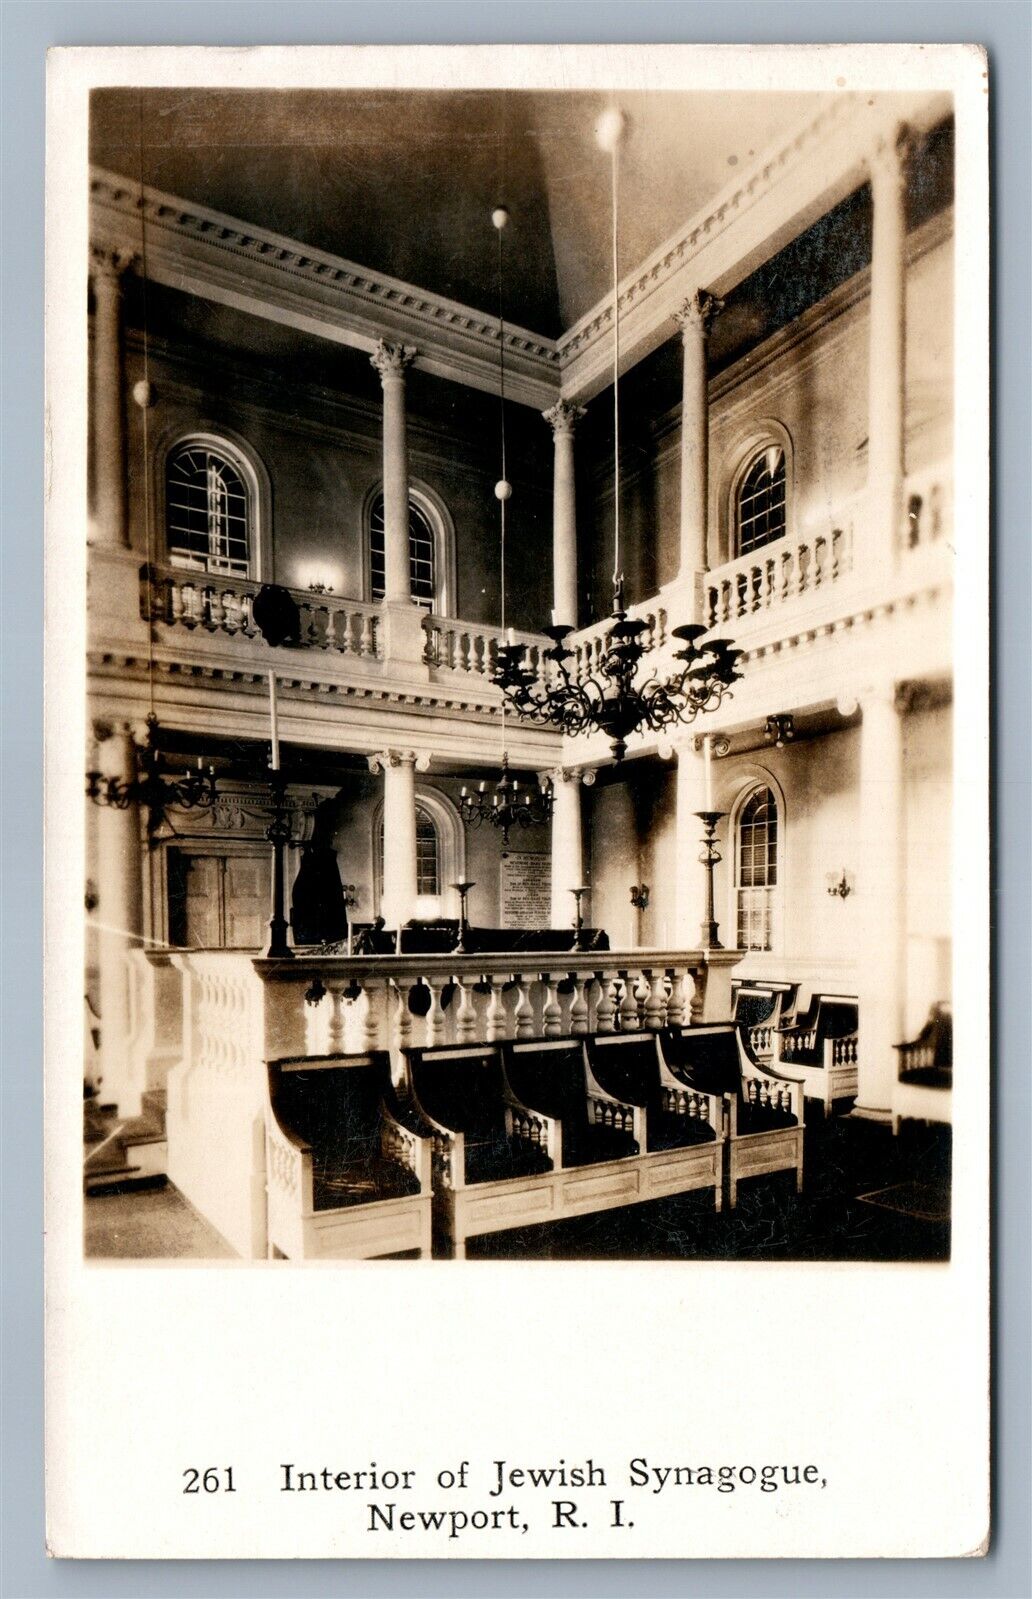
[
  {"xmin": 619, "ymin": 974, "xmax": 641, "ymax": 1033},
  {"xmin": 455, "ymin": 978, "xmax": 477, "ymax": 1042},
  {"xmin": 303, "ymin": 978, "xmax": 330, "ymax": 1054},
  {"xmin": 485, "ymin": 975, "xmax": 509, "ymax": 1041},
  {"xmin": 814, "ymin": 536, "xmax": 826, "ymax": 588},
  {"xmin": 179, "ymin": 582, "xmax": 198, "ymax": 627},
  {"xmin": 542, "ymin": 977, "xmax": 562, "ymax": 1039},
  {"xmin": 327, "ymin": 985, "xmax": 349, "ymax": 1053},
  {"xmin": 513, "ymin": 978, "xmax": 535, "ymax": 1039},
  {"xmin": 595, "ymin": 976, "xmax": 618, "ymax": 1034},
  {"xmin": 643, "ymin": 970, "xmax": 667, "ymax": 1031},
  {"xmin": 422, "ymin": 976, "xmax": 446, "ymax": 1048},
  {"xmin": 361, "ymin": 979, "xmax": 384, "ymax": 1052},
  {"xmin": 570, "ymin": 974, "xmax": 590, "ymax": 1036},
  {"xmin": 686, "ymin": 970, "xmax": 702, "ymax": 1025},
  {"xmin": 390, "ymin": 979, "xmax": 413, "ymax": 1055},
  {"xmin": 665, "ymin": 968, "xmax": 686, "ymax": 1029}
]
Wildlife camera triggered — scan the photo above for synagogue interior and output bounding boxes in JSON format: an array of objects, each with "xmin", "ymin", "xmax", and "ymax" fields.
[{"xmin": 83, "ymin": 85, "xmax": 955, "ymax": 1261}]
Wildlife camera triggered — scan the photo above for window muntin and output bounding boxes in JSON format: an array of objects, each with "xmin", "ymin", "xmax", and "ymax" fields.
[
  {"xmin": 736, "ymin": 445, "xmax": 787, "ymax": 557},
  {"xmin": 735, "ymin": 785, "xmax": 779, "ymax": 952},
  {"xmin": 369, "ymin": 493, "xmax": 437, "ymax": 607},
  {"xmin": 376, "ymin": 804, "xmax": 440, "ymax": 901},
  {"xmin": 166, "ymin": 443, "xmax": 251, "ymax": 576}
]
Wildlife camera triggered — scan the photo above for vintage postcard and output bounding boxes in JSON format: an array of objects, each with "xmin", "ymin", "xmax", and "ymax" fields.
[{"xmin": 45, "ymin": 42, "xmax": 989, "ymax": 1559}]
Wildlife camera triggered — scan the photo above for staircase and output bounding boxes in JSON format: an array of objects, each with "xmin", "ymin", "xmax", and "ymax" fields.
[{"xmin": 84, "ymin": 1089, "xmax": 168, "ymax": 1194}]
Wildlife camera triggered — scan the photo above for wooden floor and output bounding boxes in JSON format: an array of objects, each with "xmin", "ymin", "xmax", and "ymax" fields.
[{"xmin": 84, "ymin": 1116, "xmax": 950, "ymax": 1264}]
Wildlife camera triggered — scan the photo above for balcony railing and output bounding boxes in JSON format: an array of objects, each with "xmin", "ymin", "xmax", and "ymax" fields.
[
  {"xmin": 706, "ymin": 526, "xmax": 853, "ymax": 630},
  {"xmin": 142, "ymin": 565, "xmax": 383, "ymax": 659},
  {"xmin": 135, "ymin": 463, "xmax": 950, "ymax": 697},
  {"xmin": 422, "ymin": 616, "xmax": 549, "ymax": 683}
]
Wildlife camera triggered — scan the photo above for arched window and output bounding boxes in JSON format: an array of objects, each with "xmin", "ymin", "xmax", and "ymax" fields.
[
  {"xmin": 736, "ymin": 444, "xmax": 787, "ymax": 556},
  {"xmin": 735, "ymin": 785, "xmax": 779, "ymax": 952},
  {"xmin": 165, "ymin": 440, "xmax": 254, "ymax": 576},
  {"xmin": 376, "ymin": 804, "xmax": 441, "ymax": 902},
  {"xmin": 368, "ymin": 490, "xmax": 449, "ymax": 611}
]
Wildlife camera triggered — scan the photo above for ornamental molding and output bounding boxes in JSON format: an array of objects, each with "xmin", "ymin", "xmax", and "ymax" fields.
[
  {"xmin": 89, "ymin": 167, "xmax": 560, "ymax": 411},
  {"xmin": 556, "ymin": 89, "xmax": 951, "ymax": 402},
  {"xmin": 91, "ymin": 88, "xmax": 949, "ymax": 416}
]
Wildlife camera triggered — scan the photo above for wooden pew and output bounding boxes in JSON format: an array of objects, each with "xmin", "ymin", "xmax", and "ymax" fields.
[
  {"xmin": 405, "ymin": 1037, "xmax": 722, "ymax": 1256},
  {"xmin": 730, "ymin": 986, "xmax": 785, "ymax": 1062},
  {"xmin": 775, "ymin": 993, "xmax": 859, "ymax": 1117},
  {"xmin": 264, "ymin": 1051, "xmax": 432, "ymax": 1260},
  {"xmin": 891, "ymin": 1002, "xmax": 952, "ymax": 1135},
  {"xmin": 581, "ymin": 1033, "xmax": 724, "ymax": 1205},
  {"xmin": 660, "ymin": 1024, "xmax": 804, "ymax": 1210},
  {"xmin": 500, "ymin": 1037, "xmax": 638, "ymax": 1169},
  {"xmin": 404, "ymin": 1044, "xmax": 557, "ymax": 1257}
]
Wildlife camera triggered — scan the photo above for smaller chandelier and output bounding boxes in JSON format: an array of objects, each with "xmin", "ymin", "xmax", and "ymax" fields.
[
  {"xmin": 493, "ymin": 577, "xmax": 743, "ymax": 764},
  {"xmin": 459, "ymin": 755, "xmax": 553, "ymax": 847},
  {"xmin": 85, "ymin": 712, "xmax": 218, "ymax": 834}
]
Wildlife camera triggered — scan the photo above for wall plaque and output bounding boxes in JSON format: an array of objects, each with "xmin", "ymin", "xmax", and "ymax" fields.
[{"xmin": 499, "ymin": 850, "xmax": 551, "ymax": 930}]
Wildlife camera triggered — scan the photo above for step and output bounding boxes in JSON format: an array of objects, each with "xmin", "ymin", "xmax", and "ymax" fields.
[{"xmin": 86, "ymin": 1168, "xmax": 169, "ymax": 1197}]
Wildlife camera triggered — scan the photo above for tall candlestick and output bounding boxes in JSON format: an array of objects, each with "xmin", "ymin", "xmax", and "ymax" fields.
[
  {"xmin": 704, "ymin": 735, "xmax": 713, "ymax": 810},
  {"xmin": 269, "ymin": 671, "xmax": 280, "ymax": 770}
]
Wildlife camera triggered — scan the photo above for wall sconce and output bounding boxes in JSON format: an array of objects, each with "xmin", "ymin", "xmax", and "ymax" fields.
[
  {"xmin": 827, "ymin": 869, "xmax": 853, "ymax": 900},
  {"xmin": 764, "ymin": 713, "xmax": 795, "ymax": 748},
  {"xmin": 342, "ymin": 883, "xmax": 359, "ymax": 909},
  {"xmin": 629, "ymin": 883, "xmax": 650, "ymax": 911}
]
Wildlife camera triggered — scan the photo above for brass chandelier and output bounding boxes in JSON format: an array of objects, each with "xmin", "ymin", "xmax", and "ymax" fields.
[{"xmin": 491, "ymin": 108, "xmax": 742, "ymax": 763}]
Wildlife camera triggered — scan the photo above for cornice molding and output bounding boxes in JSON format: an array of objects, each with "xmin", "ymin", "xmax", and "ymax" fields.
[
  {"xmin": 91, "ymin": 89, "xmax": 950, "ymax": 417},
  {"xmin": 556, "ymin": 89, "xmax": 952, "ymax": 402},
  {"xmin": 90, "ymin": 167, "xmax": 561, "ymax": 411}
]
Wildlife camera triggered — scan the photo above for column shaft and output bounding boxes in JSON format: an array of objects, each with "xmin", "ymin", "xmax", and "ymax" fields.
[
  {"xmin": 549, "ymin": 770, "xmax": 584, "ymax": 928},
  {"xmin": 90, "ymin": 251, "xmax": 132, "ymax": 548},
  {"xmin": 95, "ymin": 729, "xmax": 144, "ymax": 1112},
  {"xmin": 867, "ymin": 128, "xmax": 910, "ymax": 563},
  {"xmin": 855, "ymin": 686, "xmax": 906, "ymax": 1115},
  {"xmin": 542, "ymin": 401, "xmax": 585, "ymax": 627},
  {"xmin": 370, "ymin": 342, "xmax": 417, "ymax": 603},
  {"xmin": 379, "ymin": 753, "xmax": 418, "ymax": 927},
  {"xmin": 673, "ymin": 291, "xmax": 721, "ymax": 603}
]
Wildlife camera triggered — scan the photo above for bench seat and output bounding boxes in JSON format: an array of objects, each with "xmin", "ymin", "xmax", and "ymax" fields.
[
  {"xmin": 265, "ymin": 1052, "xmax": 433, "ymax": 1259},
  {"xmin": 660, "ymin": 1024, "xmax": 804, "ymax": 1209}
]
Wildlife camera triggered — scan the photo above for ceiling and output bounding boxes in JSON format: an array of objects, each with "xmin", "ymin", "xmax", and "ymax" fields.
[{"xmin": 91, "ymin": 88, "xmax": 822, "ymax": 339}]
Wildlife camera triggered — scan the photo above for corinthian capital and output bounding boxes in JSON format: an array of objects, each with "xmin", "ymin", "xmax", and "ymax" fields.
[
  {"xmin": 367, "ymin": 749, "xmax": 430, "ymax": 774},
  {"xmin": 89, "ymin": 245, "xmax": 136, "ymax": 283},
  {"xmin": 672, "ymin": 288, "xmax": 723, "ymax": 341},
  {"xmin": 542, "ymin": 399, "xmax": 587, "ymax": 438},
  {"xmin": 369, "ymin": 341, "xmax": 417, "ymax": 383},
  {"xmin": 868, "ymin": 122, "xmax": 915, "ymax": 191}
]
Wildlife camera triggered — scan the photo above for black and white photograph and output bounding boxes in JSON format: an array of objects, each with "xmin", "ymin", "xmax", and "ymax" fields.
[{"xmin": 44, "ymin": 41, "xmax": 990, "ymax": 1561}]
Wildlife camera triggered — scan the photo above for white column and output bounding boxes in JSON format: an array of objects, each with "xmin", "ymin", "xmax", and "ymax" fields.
[
  {"xmin": 854, "ymin": 683, "xmax": 906, "ymax": 1117},
  {"xmin": 867, "ymin": 125, "xmax": 912, "ymax": 565},
  {"xmin": 542, "ymin": 399, "xmax": 586, "ymax": 628},
  {"xmin": 369, "ymin": 341, "xmax": 418, "ymax": 603},
  {"xmin": 548, "ymin": 768, "xmax": 584, "ymax": 928},
  {"xmin": 674, "ymin": 738, "xmax": 710, "ymax": 946},
  {"xmin": 94, "ymin": 725, "xmax": 144, "ymax": 1113},
  {"xmin": 89, "ymin": 247, "xmax": 134, "ymax": 548},
  {"xmin": 371, "ymin": 750, "xmax": 420, "ymax": 927},
  {"xmin": 672, "ymin": 289, "xmax": 722, "ymax": 600}
]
